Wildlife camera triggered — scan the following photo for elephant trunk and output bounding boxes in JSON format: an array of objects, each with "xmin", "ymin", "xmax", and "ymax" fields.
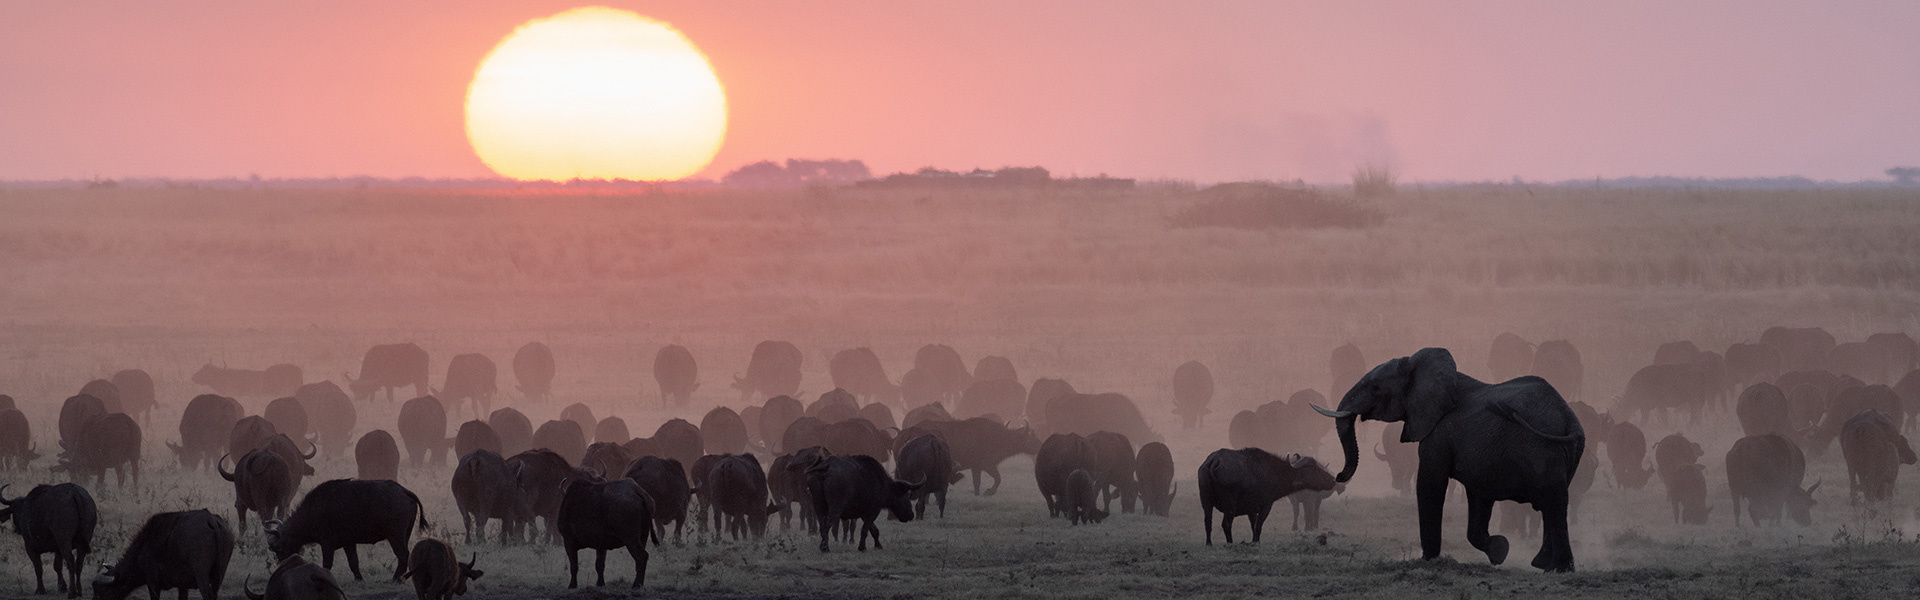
[{"xmin": 1335, "ymin": 415, "xmax": 1359, "ymax": 484}]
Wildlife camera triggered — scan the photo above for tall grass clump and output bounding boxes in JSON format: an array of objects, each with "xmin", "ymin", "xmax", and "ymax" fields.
[
  {"xmin": 1168, "ymin": 181, "xmax": 1386, "ymax": 230},
  {"xmin": 1352, "ymin": 164, "xmax": 1396, "ymax": 198}
]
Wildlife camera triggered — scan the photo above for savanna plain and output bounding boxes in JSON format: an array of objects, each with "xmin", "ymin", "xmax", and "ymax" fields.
[{"xmin": 2, "ymin": 182, "xmax": 1920, "ymax": 599}]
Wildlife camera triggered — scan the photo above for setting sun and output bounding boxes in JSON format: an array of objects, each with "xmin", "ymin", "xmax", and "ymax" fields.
[{"xmin": 465, "ymin": 6, "xmax": 727, "ymax": 181}]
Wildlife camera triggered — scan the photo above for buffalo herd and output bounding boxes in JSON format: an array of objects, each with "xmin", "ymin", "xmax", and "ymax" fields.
[{"xmin": 1, "ymin": 328, "xmax": 1917, "ymax": 595}]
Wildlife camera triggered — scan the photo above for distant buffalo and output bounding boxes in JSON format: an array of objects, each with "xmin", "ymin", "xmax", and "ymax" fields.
[
  {"xmin": 593, "ymin": 417, "xmax": 630, "ymax": 445},
  {"xmin": 398, "ymin": 396, "xmax": 451, "ymax": 467},
  {"xmin": 507, "ymin": 449, "xmax": 576, "ymax": 544},
  {"xmin": 653, "ymin": 345, "xmax": 700, "ymax": 407},
  {"xmin": 758, "ymin": 396, "xmax": 805, "ymax": 451},
  {"xmin": 194, "ymin": 363, "xmax": 303, "ymax": 399},
  {"xmin": 1136, "ymin": 442, "xmax": 1176, "ymax": 517},
  {"xmin": 913, "ymin": 344, "xmax": 972, "ymax": 403},
  {"xmin": 1024, "ymin": 378, "xmax": 1076, "ymax": 433},
  {"xmin": 1488, "ymin": 333, "xmax": 1535, "ymax": 382},
  {"xmin": 109, "ymin": 369, "xmax": 157, "ymax": 429},
  {"xmin": 57, "ymin": 394, "xmax": 107, "ymax": 453},
  {"xmin": 1045, "ymin": 392, "xmax": 1160, "ymax": 444},
  {"xmin": 454, "ymin": 450, "xmax": 531, "ymax": 544},
  {"xmin": 893, "ymin": 434, "xmax": 961, "ymax": 519},
  {"xmin": 830, "ymin": 348, "xmax": 898, "ymax": 405},
  {"xmin": 0, "ymin": 408, "xmax": 37, "ymax": 470},
  {"xmin": 454, "ymin": 420, "xmax": 503, "ymax": 458},
  {"xmin": 220, "ymin": 449, "xmax": 294, "ymax": 532},
  {"xmin": 809, "ymin": 454, "xmax": 920, "ymax": 551},
  {"xmin": 973, "ymin": 356, "xmax": 1017, "ymax": 383},
  {"xmin": 438, "ymin": 353, "xmax": 498, "ymax": 422},
  {"xmin": 488, "ymin": 408, "xmax": 534, "ymax": 457},
  {"xmin": 513, "ymin": 342, "xmax": 556, "ymax": 403},
  {"xmin": 1171, "ymin": 361, "xmax": 1214, "ymax": 429},
  {"xmin": 560, "ymin": 403, "xmax": 596, "ymax": 441},
  {"xmin": 1725, "ymin": 434, "xmax": 1817, "ymax": 527},
  {"xmin": 346, "ymin": 343, "xmax": 429, "ymax": 403},
  {"xmin": 170, "ymin": 394, "xmax": 242, "ymax": 471},
  {"xmin": 1839, "ymin": 410, "xmax": 1915, "ymax": 503},
  {"xmin": 355, "ymin": 430, "xmax": 400, "ymax": 481},
  {"xmin": 402, "ymin": 538, "xmax": 482, "ymax": 600},
  {"xmin": 79, "ymin": 379, "xmax": 122, "ymax": 414},
  {"xmin": 296, "ymin": 382, "xmax": 356, "ymax": 457},
  {"xmin": 700, "ymin": 407, "xmax": 748, "ymax": 455},
  {"xmin": 1088, "ymin": 431, "xmax": 1138, "ymax": 513},
  {"xmin": 956, "ymin": 378, "xmax": 1026, "ymax": 423},
  {"xmin": 1062, "ymin": 469, "xmax": 1106, "ymax": 525},
  {"xmin": 623, "ymin": 456, "xmax": 691, "ymax": 543},
  {"xmin": 582, "ymin": 442, "xmax": 633, "ymax": 483},
  {"xmin": 732, "ymin": 340, "xmax": 802, "ymax": 403},
  {"xmin": 1035, "ymin": 433, "xmax": 1096, "ymax": 518},
  {"xmin": 57, "ymin": 413, "xmax": 141, "ymax": 489},
  {"xmin": 264, "ymin": 397, "xmax": 310, "ymax": 443},
  {"xmin": 705, "ymin": 454, "xmax": 775, "ymax": 540},
  {"xmin": 1532, "ymin": 340, "xmax": 1584, "ymax": 401},
  {"xmin": 651, "ymin": 419, "xmax": 703, "ymax": 476},
  {"xmin": 533, "ymin": 420, "xmax": 588, "ymax": 466},
  {"xmin": 1762, "ymin": 326, "xmax": 1836, "ymax": 371}
]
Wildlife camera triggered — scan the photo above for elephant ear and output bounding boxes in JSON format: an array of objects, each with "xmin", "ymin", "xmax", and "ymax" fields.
[{"xmin": 1400, "ymin": 348, "xmax": 1458, "ymax": 444}]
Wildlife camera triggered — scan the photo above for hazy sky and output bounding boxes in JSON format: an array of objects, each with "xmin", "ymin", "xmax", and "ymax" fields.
[{"xmin": 3, "ymin": 2, "xmax": 1916, "ymax": 183}]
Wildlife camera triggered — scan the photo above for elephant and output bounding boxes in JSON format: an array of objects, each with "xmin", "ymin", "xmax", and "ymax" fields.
[{"xmin": 1314, "ymin": 347, "xmax": 1584, "ymax": 572}]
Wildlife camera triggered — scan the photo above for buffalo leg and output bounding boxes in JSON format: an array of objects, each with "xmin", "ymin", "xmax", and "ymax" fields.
[
  {"xmin": 1250, "ymin": 507, "xmax": 1268, "ymax": 543},
  {"xmin": 594, "ymin": 549, "xmax": 607, "ymax": 586},
  {"xmin": 866, "ymin": 518, "xmax": 883, "ymax": 550},
  {"xmin": 984, "ymin": 467, "xmax": 1002, "ymax": 496},
  {"xmin": 914, "ymin": 494, "xmax": 928, "ymax": 521},
  {"xmin": 1415, "ymin": 464, "xmax": 1447, "ymax": 560},
  {"xmin": 937, "ymin": 488, "xmax": 948, "ymax": 518},
  {"xmin": 342, "ymin": 544, "xmax": 364, "ymax": 581},
  {"xmin": 627, "ymin": 543, "xmax": 649, "ymax": 588},
  {"xmin": 972, "ymin": 469, "xmax": 984, "ymax": 495},
  {"xmin": 28, "ymin": 550, "xmax": 45, "ymax": 594},
  {"xmin": 1220, "ymin": 513, "xmax": 1235, "ymax": 544},
  {"xmin": 566, "ymin": 547, "xmax": 581, "ymax": 588},
  {"xmin": 389, "ymin": 534, "xmax": 410, "ymax": 583},
  {"xmin": 1465, "ymin": 494, "xmax": 1508, "ymax": 566},
  {"xmin": 1291, "ymin": 500, "xmax": 1302, "ymax": 531}
]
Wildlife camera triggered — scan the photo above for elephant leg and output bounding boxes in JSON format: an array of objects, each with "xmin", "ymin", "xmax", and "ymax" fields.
[
  {"xmin": 1465, "ymin": 494, "xmax": 1508, "ymax": 565},
  {"xmin": 1415, "ymin": 464, "xmax": 1448, "ymax": 560},
  {"xmin": 1532, "ymin": 491, "xmax": 1574, "ymax": 572}
]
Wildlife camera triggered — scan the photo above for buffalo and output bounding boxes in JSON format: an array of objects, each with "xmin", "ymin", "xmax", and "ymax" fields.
[
  {"xmin": 769, "ymin": 447, "xmax": 831, "ymax": 533},
  {"xmin": 556, "ymin": 477, "xmax": 655, "ymax": 588},
  {"xmin": 899, "ymin": 369, "xmax": 940, "ymax": 411},
  {"xmin": 57, "ymin": 413, "xmax": 140, "ymax": 488},
  {"xmin": 700, "ymin": 407, "xmax": 748, "ymax": 455},
  {"xmin": 1062, "ymin": 469, "xmax": 1107, "ymax": 525},
  {"xmin": 808, "ymin": 454, "xmax": 920, "ymax": 551},
  {"xmin": 453, "ymin": 420, "xmax": 503, "ymax": 458},
  {"xmin": 808, "ymin": 388, "xmax": 861, "ymax": 422},
  {"xmin": 402, "ymin": 538, "xmax": 482, "ymax": 600},
  {"xmin": 1620, "ymin": 363, "xmax": 1707, "ymax": 425},
  {"xmin": 355, "ymin": 430, "xmax": 401, "ymax": 480},
  {"xmin": 1812, "ymin": 385, "xmax": 1904, "ymax": 454},
  {"xmin": 1088, "ymin": 431, "xmax": 1138, "ymax": 513},
  {"xmin": 193, "ymin": 364, "xmax": 303, "ymax": 399},
  {"xmin": 913, "ymin": 344, "xmax": 972, "ymax": 403},
  {"xmin": 732, "ymin": 340, "xmax": 803, "ymax": 403},
  {"xmin": 93, "ymin": 510, "xmax": 233, "ymax": 600},
  {"xmin": 438, "ymin": 353, "xmax": 498, "ymax": 422},
  {"xmin": 453, "ymin": 450, "xmax": 530, "ymax": 544},
  {"xmin": 1839, "ymin": 410, "xmax": 1915, "ymax": 503},
  {"xmin": 79, "ymin": 379, "xmax": 122, "ymax": 414},
  {"xmin": 228, "ymin": 415, "xmax": 278, "ymax": 467},
  {"xmin": 244, "ymin": 554, "xmax": 345, "ymax": 600},
  {"xmin": 559, "ymin": 403, "xmax": 596, "ymax": 440},
  {"xmin": 858, "ymin": 402, "xmax": 897, "ymax": 430},
  {"xmin": 1045, "ymin": 392, "xmax": 1160, "ymax": 444},
  {"xmin": 1726, "ymin": 342, "xmax": 1783, "ymax": 386},
  {"xmin": 1024, "ymin": 378, "xmax": 1075, "ymax": 433},
  {"xmin": 261, "ymin": 433, "xmax": 318, "ymax": 492},
  {"xmin": 593, "ymin": 416, "xmax": 630, "ymax": 445},
  {"xmin": 1762, "ymin": 326, "xmax": 1836, "ymax": 371},
  {"xmin": 109, "ymin": 369, "xmax": 157, "ymax": 429},
  {"xmin": 507, "ymin": 449, "xmax": 576, "ymax": 544},
  {"xmin": 487, "ymin": 408, "xmax": 534, "ymax": 457},
  {"xmin": 347, "ymin": 344, "xmax": 430, "ymax": 403},
  {"xmin": 1736, "ymin": 383, "xmax": 1793, "ymax": 438},
  {"xmin": 956, "ymin": 378, "xmax": 1026, "ymax": 423},
  {"xmin": 1532, "ymin": 340, "xmax": 1584, "ymax": 401},
  {"xmin": 0, "ymin": 408, "xmax": 39, "ymax": 470},
  {"xmin": 265, "ymin": 479, "xmax": 428, "ymax": 582},
  {"xmin": 893, "ymin": 434, "xmax": 960, "ymax": 519},
  {"xmin": 265, "ymin": 397, "xmax": 310, "ymax": 444},
  {"xmin": 1171, "ymin": 360, "xmax": 1215, "ymax": 429},
  {"xmin": 830, "ymin": 348, "xmax": 898, "ymax": 405},
  {"xmin": 820, "ymin": 418, "xmax": 891, "ymax": 463},
  {"xmin": 581, "ymin": 442, "xmax": 633, "ymax": 483},
  {"xmin": 533, "ymin": 420, "xmax": 588, "ymax": 465},
  {"xmin": 622, "ymin": 456, "xmax": 691, "ymax": 543},
  {"xmin": 1654, "ymin": 340, "xmax": 1701, "ymax": 365},
  {"xmin": 1725, "ymin": 434, "xmax": 1817, "ymax": 527},
  {"xmin": 1374, "ymin": 423, "xmax": 1419, "ymax": 495},
  {"xmin": 399, "ymin": 396, "xmax": 452, "ymax": 467},
  {"xmin": 220, "ymin": 449, "xmax": 295, "ymax": 531},
  {"xmin": 651, "ymin": 419, "xmax": 703, "ymax": 476},
  {"xmin": 1606, "ymin": 421, "xmax": 1654, "ymax": 490},
  {"xmin": 1828, "ymin": 341, "xmax": 1892, "ymax": 384},
  {"xmin": 512, "ymin": 342, "xmax": 556, "ymax": 403},
  {"xmin": 1035, "ymin": 433, "xmax": 1097, "ymax": 518},
  {"xmin": 705, "ymin": 453, "xmax": 775, "ymax": 540},
  {"xmin": 296, "ymin": 382, "xmax": 356, "ymax": 457},
  {"xmin": 0, "ymin": 483, "xmax": 96, "ymax": 597},
  {"xmin": 653, "ymin": 344, "xmax": 700, "ymax": 407},
  {"xmin": 902, "ymin": 402, "xmax": 952, "ymax": 431},
  {"xmin": 1666, "ymin": 463, "xmax": 1711, "ymax": 524},
  {"xmin": 57, "ymin": 394, "xmax": 106, "ymax": 452},
  {"xmin": 1198, "ymin": 448, "xmax": 1338, "ymax": 544},
  {"xmin": 1135, "ymin": 441, "xmax": 1176, "ymax": 516},
  {"xmin": 974, "ymin": 356, "xmax": 1017, "ymax": 382}
]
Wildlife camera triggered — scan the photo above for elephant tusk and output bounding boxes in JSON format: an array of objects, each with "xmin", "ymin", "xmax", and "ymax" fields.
[{"xmin": 1310, "ymin": 404, "xmax": 1352, "ymax": 419}]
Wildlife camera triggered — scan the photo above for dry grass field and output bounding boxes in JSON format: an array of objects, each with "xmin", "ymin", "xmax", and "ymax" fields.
[{"xmin": 1, "ymin": 182, "xmax": 1919, "ymax": 599}]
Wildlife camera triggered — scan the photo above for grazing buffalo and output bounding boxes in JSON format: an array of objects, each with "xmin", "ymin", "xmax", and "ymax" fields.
[
  {"xmin": 1329, "ymin": 344, "xmax": 1366, "ymax": 397},
  {"xmin": 1666, "ymin": 463, "xmax": 1711, "ymax": 524},
  {"xmin": 243, "ymin": 555, "xmax": 345, "ymax": 600},
  {"xmin": 1231, "ymin": 389, "xmax": 1334, "ymax": 456},
  {"xmin": 808, "ymin": 454, "xmax": 920, "ymax": 551},
  {"xmin": 0, "ymin": 483, "xmax": 96, "ymax": 597},
  {"xmin": 1062, "ymin": 469, "xmax": 1107, "ymax": 525},
  {"xmin": 57, "ymin": 394, "xmax": 107, "ymax": 452},
  {"xmin": 902, "ymin": 402, "xmax": 952, "ymax": 430},
  {"xmin": 193, "ymin": 364, "xmax": 304, "ymax": 399},
  {"xmin": 228, "ymin": 415, "xmax": 278, "ymax": 465},
  {"xmin": 347, "ymin": 344, "xmax": 429, "ymax": 403},
  {"xmin": 532, "ymin": 420, "xmax": 588, "ymax": 466},
  {"xmin": 1654, "ymin": 433, "xmax": 1704, "ymax": 475},
  {"xmin": 1736, "ymin": 383, "xmax": 1793, "ymax": 438},
  {"xmin": 1762, "ymin": 326, "xmax": 1836, "ymax": 371},
  {"xmin": 706, "ymin": 454, "xmax": 775, "ymax": 540},
  {"xmin": 1839, "ymin": 410, "xmax": 1915, "ymax": 503},
  {"xmin": 1810, "ymin": 385, "xmax": 1903, "ymax": 454},
  {"xmin": 956, "ymin": 378, "xmax": 1026, "ymax": 422},
  {"xmin": 700, "ymin": 407, "xmax": 748, "ymax": 455},
  {"xmin": 893, "ymin": 434, "xmax": 960, "ymax": 519},
  {"xmin": 732, "ymin": 340, "xmax": 803, "ymax": 403},
  {"xmin": 973, "ymin": 356, "xmax": 1017, "ymax": 383},
  {"xmin": 1487, "ymin": 333, "xmax": 1536, "ymax": 382},
  {"xmin": 438, "ymin": 354, "xmax": 498, "ymax": 422},
  {"xmin": 487, "ymin": 408, "xmax": 533, "ymax": 457},
  {"xmin": 79, "ymin": 379, "xmax": 123, "ymax": 414},
  {"xmin": 1045, "ymin": 393, "xmax": 1160, "ymax": 444},
  {"xmin": 913, "ymin": 344, "xmax": 972, "ymax": 402},
  {"xmin": 399, "ymin": 396, "xmax": 452, "ymax": 467},
  {"xmin": 687, "ymin": 454, "xmax": 723, "ymax": 529},
  {"xmin": 1025, "ymin": 378, "xmax": 1076, "ymax": 433},
  {"xmin": 453, "ymin": 420, "xmax": 502, "ymax": 458},
  {"xmin": 1653, "ymin": 340, "xmax": 1701, "ymax": 366},
  {"xmin": 558, "ymin": 477, "xmax": 656, "ymax": 589},
  {"xmin": 296, "ymin": 382, "xmax": 357, "ymax": 457},
  {"xmin": 651, "ymin": 419, "xmax": 703, "ymax": 475},
  {"xmin": 593, "ymin": 417, "xmax": 630, "ymax": 445},
  {"xmin": 1171, "ymin": 360, "xmax": 1215, "ymax": 429},
  {"xmin": 261, "ymin": 433, "xmax": 318, "ymax": 490},
  {"xmin": 1035, "ymin": 433, "xmax": 1097, "ymax": 518},
  {"xmin": 1198, "ymin": 448, "xmax": 1337, "ymax": 544},
  {"xmin": 769, "ymin": 447, "xmax": 831, "ymax": 533},
  {"xmin": 622, "ymin": 456, "xmax": 691, "ymax": 543},
  {"xmin": 858, "ymin": 402, "xmax": 897, "ymax": 430},
  {"xmin": 1532, "ymin": 340, "xmax": 1584, "ymax": 401},
  {"xmin": 653, "ymin": 345, "xmax": 700, "ymax": 407},
  {"xmin": 1620, "ymin": 363, "xmax": 1707, "ymax": 425},
  {"xmin": 109, "ymin": 369, "xmax": 157, "ymax": 429},
  {"xmin": 1606, "ymin": 421, "xmax": 1654, "ymax": 490},
  {"xmin": 899, "ymin": 369, "xmax": 937, "ymax": 410},
  {"xmin": 513, "ymin": 342, "xmax": 556, "ymax": 403},
  {"xmin": 58, "ymin": 413, "xmax": 141, "ymax": 488},
  {"xmin": 265, "ymin": 479, "xmax": 428, "ymax": 582},
  {"xmin": 820, "ymin": 418, "xmax": 892, "ymax": 462},
  {"xmin": 402, "ymin": 538, "xmax": 482, "ymax": 600},
  {"xmin": 758, "ymin": 395, "xmax": 805, "ymax": 451},
  {"xmin": 1087, "ymin": 431, "xmax": 1138, "ymax": 513},
  {"xmin": 265, "ymin": 397, "xmax": 311, "ymax": 443},
  {"xmin": 559, "ymin": 404, "xmax": 596, "ymax": 441},
  {"xmin": 0, "ymin": 408, "xmax": 36, "ymax": 470},
  {"xmin": 830, "ymin": 348, "xmax": 898, "ymax": 405},
  {"xmin": 808, "ymin": 388, "xmax": 861, "ymax": 422},
  {"xmin": 355, "ymin": 430, "xmax": 401, "ymax": 480},
  {"xmin": 507, "ymin": 449, "xmax": 576, "ymax": 544},
  {"xmin": 581, "ymin": 442, "xmax": 633, "ymax": 483},
  {"xmin": 1136, "ymin": 442, "xmax": 1176, "ymax": 517},
  {"xmin": 94, "ymin": 510, "xmax": 233, "ymax": 600},
  {"xmin": 453, "ymin": 450, "xmax": 529, "ymax": 544},
  {"xmin": 1828, "ymin": 342, "xmax": 1892, "ymax": 385},
  {"xmin": 1725, "ymin": 434, "xmax": 1817, "ymax": 527},
  {"xmin": 171, "ymin": 396, "xmax": 243, "ymax": 471},
  {"xmin": 220, "ymin": 449, "xmax": 294, "ymax": 531},
  {"xmin": 1726, "ymin": 342, "xmax": 1783, "ymax": 386},
  {"xmin": 1868, "ymin": 333, "xmax": 1918, "ymax": 374}
]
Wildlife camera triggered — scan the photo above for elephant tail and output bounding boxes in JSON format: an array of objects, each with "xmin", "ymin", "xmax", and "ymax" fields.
[{"xmin": 1490, "ymin": 400, "xmax": 1583, "ymax": 444}]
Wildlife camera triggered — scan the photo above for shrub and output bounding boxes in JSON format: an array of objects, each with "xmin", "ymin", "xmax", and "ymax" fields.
[
  {"xmin": 1353, "ymin": 164, "xmax": 1396, "ymax": 198},
  {"xmin": 1168, "ymin": 181, "xmax": 1386, "ymax": 230}
]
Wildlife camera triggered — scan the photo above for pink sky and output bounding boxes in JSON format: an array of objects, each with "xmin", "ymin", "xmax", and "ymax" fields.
[{"xmin": 3, "ymin": 2, "xmax": 1916, "ymax": 183}]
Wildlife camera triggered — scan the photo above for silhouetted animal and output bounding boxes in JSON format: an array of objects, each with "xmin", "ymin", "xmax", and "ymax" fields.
[
  {"xmin": 653, "ymin": 344, "xmax": 699, "ymax": 407},
  {"xmin": 0, "ymin": 408, "xmax": 36, "ymax": 470},
  {"xmin": 296, "ymin": 382, "xmax": 356, "ymax": 457},
  {"xmin": 532, "ymin": 420, "xmax": 588, "ymax": 465},
  {"xmin": 265, "ymin": 479, "xmax": 427, "ymax": 582},
  {"xmin": 1868, "ymin": 333, "xmax": 1918, "ymax": 375},
  {"xmin": 347, "ymin": 344, "xmax": 430, "ymax": 403},
  {"xmin": 1725, "ymin": 434, "xmax": 1817, "ymax": 527},
  {"xmin": 56, "ymin": 394, "xmax": 106, "ymax": 452},
  {"xmin": 244, "ymin": 555, "xmax": 345, "ymax": 600},
  {"xmin": 651, "ymin": 418, "xmax": 703, "ymax": 476},
  {"xmin": 79, "ymin": 379, "xmax": 122, "ymax": 414},
  {"xmin": 0, "ymin": 483, "xmax": 95, "ymax": 598},
  {"xmin": 57, "ymin": 413, "xmax": 141, "ymax": 488},
  {"xmin": 1654, "ymin": 340, "xmax": 1701, "ymax": 365},
  {"xmin": 858, "ymin": 402, "xmax": 897, "ymax": 430},
  {"xmin": 507, "ymin": 449, "xmax": 575, "ymax": 544},
  {"xmin": 1531, "ymin": 340, "xmax": 1584, "ymax": 401},
  {"xmin": 705, "ymin": 453, "xmax": 775, "ymax": 540},
  {"xmin": 1088, "ymin": 431, "xmax": 1138, "ymax": 513},
  {"xmin": 1045, "ymin": 392, "xmax": 1160, "ymax": 443},
  {"xmin": 1653, "ymin": 433, "xmax": 1704, "ymax": 476},
  {"xmin": 956, "ymin": 378, "xmax": 1026, "ymax": 422},
  {"xmin": 1726, "ymin": 342, "xmax": 1783, "ymax": 387},
  {"xmin": 759, "ymin": 395, "xmax": 805, "ymax": 452},
  {"xmin": 1198, "ymin": 448, "xmax": 1337, "ymax": 544},
  {"xmin": 1666, "ymin": 463, "xmax": 1710, "ymax": 524},
  {"xmin": 1736, "ymin": 382, "xmax": 1793, "ymax": 438},
  {"xmin": 831, "ymin": 348, "xmax": 898, "ymax": 404},
  {"xmin": 1289, "ymin": 487, "xmax": 1336, "ymax": 531},
  {"xmin": 623, "ymin": 456, "xmax": 691, "ymax": 543},
  {"xmin": 732, "ymin": 340, "xmax": 803, "ymax": 403},
  {"xmin": 194, "ymin": 363, "xmax": 303, "ymax": 399},
  {"xmin": 454, "ymin": 449, "xmax": 530, "ymax": 544},
  {"xmin": 401, "ymin": 538, "xmax": 482, "ymax": 600},
  {"xmin": 512, "ymin": 342, "xmax": 555, "ymax": 403},
  {"xmin": 768, "ymin": 447, "xmax": 831, "ymax": 533},
  {"xmin": 700, "ymin": 407, "xmax": 748, "ymax": 455},
  {"xmin": 902, "ymin": 402, "xmax": 952, "ymax": 430},
  {"xmin": 1062, "ymin": 469, "xmax": 1107, "ymax": 525},
  {"xmin": 974, "ymin": 356, "xmax": 1017, "ymax": 382},
  {"xmin": 454, "ymin": 420, "xmax": 502, "ymax": 458},
  {"xmin": 1620, "ymin": 363, "xmax": 1707, "ymax": 425},
  {"xmin": 437, "ymin": 353, "xmax": 498, "ymax": 421},
  {"xmin": 94, "ymin": 510, "xmax": 233, "ymax": 600},
  {"xmin": 591, "ymin": 416, "xmax": 629, "ymax": 446},
  {"xmin": 807, "ymin": 388, "xmax": 860, "ymax": 422},
  {"xmin": 355, "ymin": 430, "xmax": 400, "ymax": 480},
  {"xmin": 1171, "ymin": 360, "xmax": 1215, "ymax": 429},
  {"xmin": 581, "ymin": 442, "xmax": 633, "ymax": 484},
  {"xmin": 1762, "ymin": 326, "xmax": 1836, "ymax": 371},
  {"xmin": 560, "ymin": 403, "xmax": 596, "ymax": 442},
  {"xmin": 488, "ymin": 408, "xmax": 533, "ymax": 457},
  {"xmin": 170, "ymin": 394, "xmax": 243, "ymax": 471},
  {"xmin": 1487, "ymin": 333, "xmax": 1535, "ymax": 382},
  {"xmin": 1812, "ymin": 385, "xmax": 1903, "ymax": 454},
  {"xmin": 556, "ymin": 477, "xmax": 654, "ymax": 588},
  {"xmin": 1828, "ymin": 342, "xmax": 1892, "ymax": 384},
  {"xmin": 1899, "ymin": 369, "xmax": 1920, "ymax": 431},
  {"xmin": 1606, "ymin": 421, "xmax": 1654, "ymax": 490},
  {"xmin": 220, "ymin": 449, "xmax": 294, "ymax": 532},
  {"xmin": 399, "ymin": 396, "xmax": 452, "ymax": 466},
  {"xmin": 1025, "ymin": 378, "xmax": 1076, "ymax": 433},
  {"xmin": 893, "ymin": 434, "xmax": 960, "ymax": 519},
  {"xmin": 913, "ymin": 344, "xmax": 972, "ymax": 403},
  {"xmin": 265, "ymin": 396, "xmax": 310, "ymax": 443},
  {"xmin": 1035, "ymin": 433, "xmax": 1096, "ymax": 518},
  {"xmin": 109, "ymin": 369, "xmax": 157, "ymax": 429},
  {"xmin": 228, "ymin": 415, "xmax": 278, "ymax": 465},
  {"xmin": 895, "ymin": 417, "xmax": 1040, "ymax": 496},
  {"xmin": 809, "ymin": 454, "xmax": 920, "ymax": 551},
  {"xmin": 1136, "ymin": 441, "xmax": 1176, "ymax": 517},
  {"xmin": 1839, "ymin": 410, "xmax": 1915, "ymax": 503}
]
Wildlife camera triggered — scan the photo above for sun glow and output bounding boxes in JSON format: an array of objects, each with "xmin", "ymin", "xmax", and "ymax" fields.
[{"xmin": 465, "ymin": 7, "xmax": 727, "ymax": 181}]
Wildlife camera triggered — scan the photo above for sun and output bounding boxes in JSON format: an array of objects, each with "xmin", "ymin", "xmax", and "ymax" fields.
[{"xmin": 465, "ymin": 7, "xmax": 727, "ymax": 181}]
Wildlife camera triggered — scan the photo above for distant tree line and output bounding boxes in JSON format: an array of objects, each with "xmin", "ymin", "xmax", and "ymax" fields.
[
  {"xmin": 854, "ymin": 165, "xmax": 1135, "ymax": 190},
  {"xmin": 721, "ymin": 159, "xmax": 873, "ymax": 188}
]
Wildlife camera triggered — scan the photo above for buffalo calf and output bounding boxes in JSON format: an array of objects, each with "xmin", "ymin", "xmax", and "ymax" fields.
[{"xmin": 403, "ymin": 538, "xmax": 483, "ymax": 600}]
